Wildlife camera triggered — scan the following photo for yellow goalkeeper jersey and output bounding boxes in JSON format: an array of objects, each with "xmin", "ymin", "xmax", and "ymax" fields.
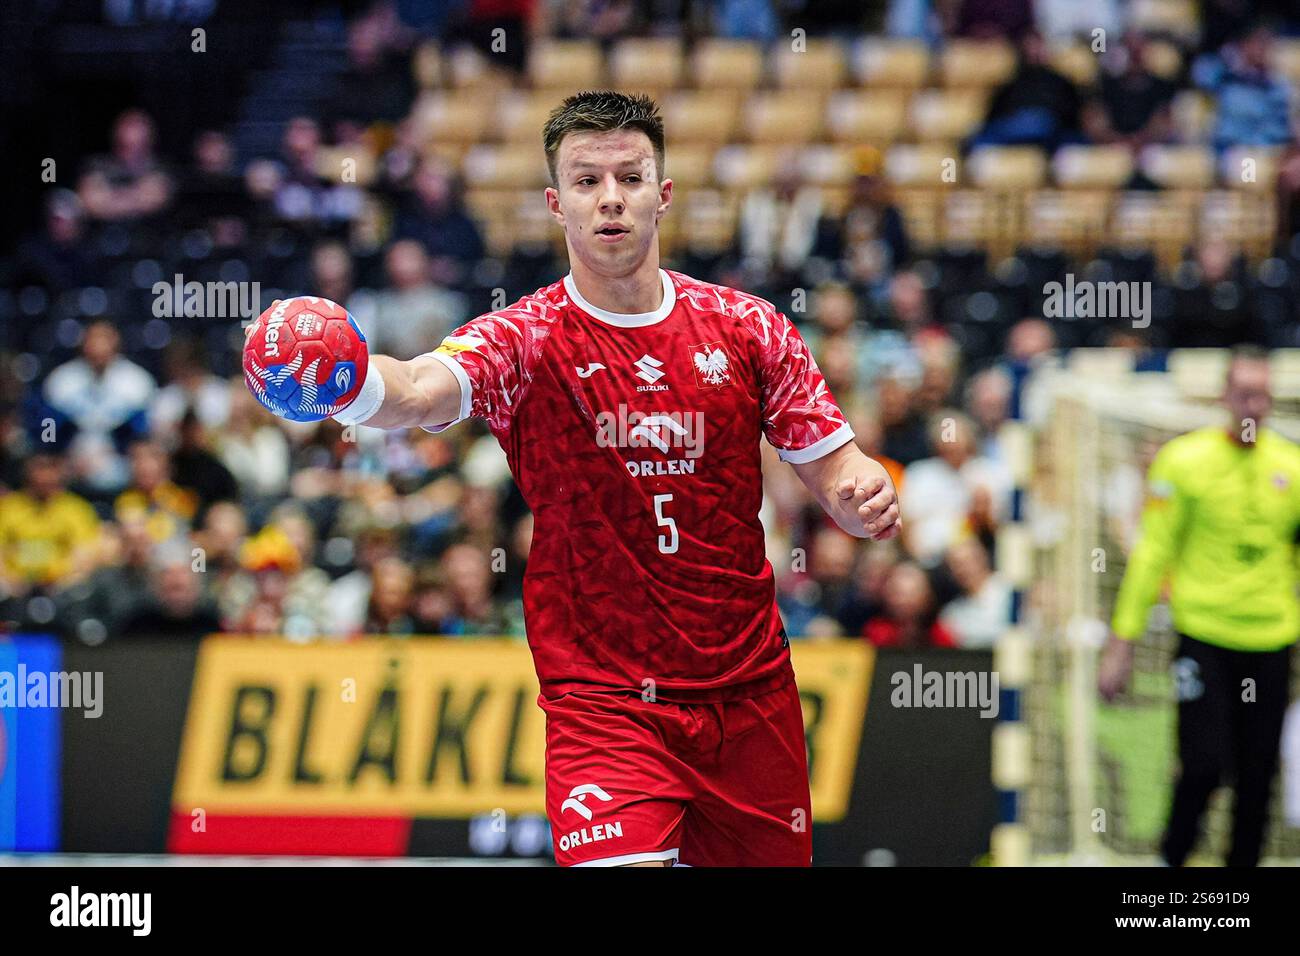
[{"xmin": 1111, "ymin": 425, "xmax": 1300, "ymax": 651}]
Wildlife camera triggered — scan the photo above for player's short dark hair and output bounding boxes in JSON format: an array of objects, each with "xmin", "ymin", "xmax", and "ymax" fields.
[{"xmin": 542, "ymin": 90, "xmax": 665, "ymax": 184}]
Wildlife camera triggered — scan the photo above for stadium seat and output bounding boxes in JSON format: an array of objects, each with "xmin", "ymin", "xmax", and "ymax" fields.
[
  {"xmin": 662, "ymin": 91, "xmax": 742, "ymax": 146},
  {"xmin": 1023, "ymin": 189, "xmax": 1113, "ymax": 255},
  {"xmin": 690, "ymin": 39, "xmax": 764, "ymax": 90},
  {"xmin": 825, "ymin": 90, "xmax": 908, "ymax": 144},
  {"xmin": 712, "ymin": 144, "xmax": 782, "ymax": 191},
  {"xmin": 744, "ymin": 91, "xmax": 826, "ymax": 144},
  {"xmin": 772, "ymin": 40, "xmax": 848, "ymax": 90},
  {"xmin": 852, "ymin": 38, "xmax": 930, "ymax": 88},
  {"xmin": 528, "ymin": 40, "xmax": 604, "ymax": 89},
  {"xmin": 662, "ymin": 143, "xmax": 714, "ymax": 189},
  {"xmin": 1219, "ymin": 145, "xmax": 1282, "ymax": 191},
  {"xmin": 968, "ymin": 147, "xmax": 1047, "ymax": 190},
  {"xmin": 497, "ymin": 90, "xmax": 559, "ymax": 143},
  {"xmin": 1200, "ymin": 191, "xmax": 1276, "ymax": 258},
  {"xmin": 461, "ymin": 145, "xmax": 550, "ymax": 189},
  {"xmin": 1050, "ymin": 43, "xmax": 1099, "ymax": 87},
  {"xmin": 939, "ymin": 39, "xmax": 1017, "ymax": 88},
  {"xmin": 1052, "ymin": 145, "xmax": 1134, "ymax": 189},
  {"xmin": 610, "ymin": 38, "xmax": 684, "ymax": 89},
  {"xmin": 1139, "ymin": 145, "xmax": 1215, "ymax": 189},
  {"xmin": 1142, "ymin": 39, "xmax": 1183, "ymax": 81},
  {"xmin": 885, "ymin": 144, "xmax": 955, "ymax": 187},
  {"xmin": 446, "ymin": 45, "xmax": 509, "ymax": 92},
  {"xmin": 1129, "ymin": 0, "xmax": 1200, "ymax": 44},
  {"xmin": 798, "ymin": 145, "xmax": 856, "ymax": 187},
  {"xmin": 1110, "ymin": 191, "xmax": 1197, "ymax": 268},
  {"xmin": 1170, "ymin": 90, "xmax": 1213, "ymax": 143},
  {"xmin": 409, "ymin": 93, "xmax": 492, "ymax": 148},
  {"xmin": 910, "ymin": 89, "xmax": 988, "ymax": 142}
]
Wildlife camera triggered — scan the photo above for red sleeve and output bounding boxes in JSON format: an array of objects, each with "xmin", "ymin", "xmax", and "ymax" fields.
[
  {"xmin": 421, "ymin": 310, "xmax": 530, "ymax": 435},
  {"xmin": 756, "ymin": 309, "xmax": 854, "ymax": 464}
]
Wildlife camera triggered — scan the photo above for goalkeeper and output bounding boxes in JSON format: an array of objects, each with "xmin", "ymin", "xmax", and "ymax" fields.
[{"xmin": 1099, "ymin": 345, "xmax": 1300, "ymax": 866}]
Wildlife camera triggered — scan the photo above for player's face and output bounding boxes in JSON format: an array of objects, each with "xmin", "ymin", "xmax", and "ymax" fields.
[
  {"xmin": 1225, "ymin": 358, "xmax": 1272, "ymax": 429},
  {"xmin": 546, "ymin": 129, "xmax": 671, "ymax": 278}
]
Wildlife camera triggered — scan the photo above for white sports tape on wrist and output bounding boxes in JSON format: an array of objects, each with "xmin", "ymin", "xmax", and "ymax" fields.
[{"xmin": 332, "ymin": 358, "xmax": 386, "ymax": 425}]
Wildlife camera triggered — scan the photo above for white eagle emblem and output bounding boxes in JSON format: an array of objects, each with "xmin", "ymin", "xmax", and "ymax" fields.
[{"xmin": 693, "ymin": 345, "xmax": 730, "ymax": 386}]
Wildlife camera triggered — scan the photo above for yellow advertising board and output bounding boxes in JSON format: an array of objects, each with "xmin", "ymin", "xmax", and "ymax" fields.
[{"xmin": 173, "ymin": 637, "xmax": 872, "ymax": 820}]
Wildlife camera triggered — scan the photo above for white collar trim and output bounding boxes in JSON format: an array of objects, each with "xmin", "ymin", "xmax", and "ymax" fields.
[{"xmin": 564, "ymin": 270, "xmax": 675, "ymax": 328}]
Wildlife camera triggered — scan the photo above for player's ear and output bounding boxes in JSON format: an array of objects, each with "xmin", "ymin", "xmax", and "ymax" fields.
[
  {"xmin": 656, "ymin": 178, "xmax": 673, "ymax": 223},
  {"xmin": 545, "ymin": 186, "xmax": 564, "ymax": 227}
]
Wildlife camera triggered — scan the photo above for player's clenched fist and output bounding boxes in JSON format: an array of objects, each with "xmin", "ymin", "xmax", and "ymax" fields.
[
  {"xmin": 242, "ymin": 295, "xmax": 371, "ymax": 422},
  {"xmin": 837, "ymin": 473, "xmax": 901, "ymax": 542}
]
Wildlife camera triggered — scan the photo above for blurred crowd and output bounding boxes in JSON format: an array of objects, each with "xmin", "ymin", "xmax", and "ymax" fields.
[{"xmin": 2, "ymin": 0, "xmax": 1298, "ymax": 650}]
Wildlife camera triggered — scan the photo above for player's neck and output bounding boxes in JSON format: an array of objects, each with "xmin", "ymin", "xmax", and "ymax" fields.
[{"xmin": 568, "ymin": 261, "xmax": 665, "ymax": 316}]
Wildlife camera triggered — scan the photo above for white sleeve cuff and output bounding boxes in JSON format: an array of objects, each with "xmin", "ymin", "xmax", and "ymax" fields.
[
  {"xmin": 419, "ymin": 349, "xmax": 473, "ymax": 433},
  {"xmin": 776, "ymin": 423, "xmax": 855, "ymax": 464},
  {"xmin": 332, "ymin": 358, "xmax": 386, "ymax": 425}
]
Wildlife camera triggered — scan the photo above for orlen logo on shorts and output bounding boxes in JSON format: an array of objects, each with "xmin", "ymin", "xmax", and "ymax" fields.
[{"xmin": 558, "ymin": 784, "xmax": 624, "ymax": 852}]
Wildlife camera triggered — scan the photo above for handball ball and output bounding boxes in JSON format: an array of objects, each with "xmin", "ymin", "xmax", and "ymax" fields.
[{"xmin": 242, "ymin": 296, "xmax": 368, "ymax": 423}]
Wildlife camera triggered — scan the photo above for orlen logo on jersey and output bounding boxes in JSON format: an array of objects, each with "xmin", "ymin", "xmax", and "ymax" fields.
[{"xmin": 595, "ymin": 403, "xmax": 705, "ymax": 476}]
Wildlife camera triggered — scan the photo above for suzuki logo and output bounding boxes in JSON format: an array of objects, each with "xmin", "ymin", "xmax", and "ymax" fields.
[
  {"xmin": 560, "ymin": 784, "xmax": 613, "ymax": 821},
  {"xmin": 634, "ymin": 354, "xmax": 665, "ymax": 384}
]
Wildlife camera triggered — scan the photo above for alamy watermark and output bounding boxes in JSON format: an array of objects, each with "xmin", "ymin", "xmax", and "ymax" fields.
[
  {"xmin": 890, "ymin": 664, "xmax": 1000, "ymax": 718},
  {"xmin": 0, "ymin": 666, "xmax": 103, "ymax": 718},
  {"xmin": 1043, "ymin": 274, "xmax": 1151, "ymax": 329},
  {"xmin": 152, "ymin": 274, "xmax": 261, "ymax": 320}
]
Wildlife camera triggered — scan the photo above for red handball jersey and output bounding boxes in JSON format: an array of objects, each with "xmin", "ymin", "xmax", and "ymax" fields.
[{"xmin": 423, "ymin": 270, "xmax": 853, "ymax": 701}]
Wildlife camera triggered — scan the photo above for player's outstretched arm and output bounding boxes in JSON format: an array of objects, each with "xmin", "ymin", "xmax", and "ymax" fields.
[
  {"xmin": 344, "ymin": 353, "xmax": 463, "ymax": 431},
  {"xmin": 791, "ymin": 440, "xmax": 901, "ymax": 542}
]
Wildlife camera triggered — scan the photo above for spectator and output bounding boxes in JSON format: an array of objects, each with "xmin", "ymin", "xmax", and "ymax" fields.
[
  {"xmin": 390, "ymin": 158, "xmax": 486, "ymax": 285},
  {"xmin": 117, "ymin": 540, "xmax": 222, "ymax": 640},
  {"xmin": 150, "ymin": 337, "xmax": 233, "ymax": 441},
  {"xmin": 737, "ymin": 155, "xmax": 824, "ymax": 289},
  {"xmin": 311, "ymin": 241, "xmax": 356, "ymax": 308},
  {"xmin": 863, "ymin": 561, "xmax": 956, "ymax": 648},
  {"xmin": 40, "ymin": 320, "xmax": 157, "ymax": 497},
  {"xmin": 77, "ymin": 109, "xmax": 172, "ymax": 222},
  {"xmin": 350, "ymin": 239, "xmax": 467, "ymax": 358},
  {"xmin": 938, "ymin": 538, "xmax": 1012, "ymax": 647},
  {"xmin": 814, "ymin": 146, "xmax": 911, "ymax": 293},
  {"xmin": 177, "ymin": 130, "xmax": 251, "ymax": 239},
  {"xmin": 222, "ymin": 524, "xmax": 331, "ymax": 638},
  {"xmin": 272, "ymin": 116, "xmax": 365, "ymax": 229},
  {"xmin": 114, "ymin": 439, "xmax": 199, "ymax": 545},
  {"xmin": 16, "ymin": 189, "xmax": 97, "ymax": 293},
  {"xmin": 328, "ymin": 14, "xmax": 416, "ymax": 132},
  {"xmin": 1194, "ymin": 20, "xmax": 1293, "ymax": 154},
  {"xmin": 328, "ymin": 524, "xmax": 402, "ymax": 636},
  {"xmin": 169, "ymin": 410, "xmax": 240, "ymax": 528},
  {"xmin": 364, "ymin": 556, "xmax": 418, "ymax": 634},
  {"xmin": 0, "ymin": 452, "xmax": 102, "ymax": 601},
  {"xmin": 1083, "ymin": 32, "xmax": 1176, "ymax": 154},
  {"xmin": 901, "ymin": 411, "xmax": 1010, "ymax": 567},
  {"xmin": 876, "ymin": 372, "xmax": 931, "ymax": 466},
  {"xmin": 970, "ymin": 29, "xmax": 1082, "ymax": 150},
  {"xmin": 215, "ymin": 382, "xmax": 292, "ymax": 500},
  {"xmin": 439, "ymin": 541, "xmax": 511, "ymax": 635}
]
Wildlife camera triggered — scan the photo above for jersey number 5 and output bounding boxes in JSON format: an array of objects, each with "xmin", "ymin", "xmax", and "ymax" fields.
[{"xmin": 654, "ymin": 493, "xmax": 679, "ymax": 555}]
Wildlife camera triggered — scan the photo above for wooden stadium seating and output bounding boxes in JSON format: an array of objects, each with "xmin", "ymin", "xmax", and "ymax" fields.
[
  {"xmin": 852, "ymin": 39, "xmax": 931, "ymax": 88},
  {"xmin": 885, "ymin": 144, "xmax": 956, "ymax": 188},
  {"xmin": 1140, "ymin": 145, "xmax": 1215, "ymax": 189},
  {"xmin": 798, "ymin": 145, "xmax": 856, "ymax": 187},
  {"xmin": 1219, "ymin": 145, "xmax": 1283, "ymax": 192},
  {"xmin": 968, "ymin": 146, "xmax": 1047, "ymax": 190},
  {"xmin": 1170, "ymin": 90, "xmax": 1213, "ymax": 143},
  {"xmin": 939, "ymin": 39, "xmax": 1017, "ymax": 88},
  {"xmin": 711, "ymin": 144, "xmax": 783, "ymax": 191},
  {"xmin": 772, "ymin": 40, "xmax": 848, "ymax": 90},
  {"xmin": 461, "ymin": 144, "xmax": 550, "ymax": 189},
  {"xmin": 1200, "ymin": 191, "xmax": 1276, "ymax": 259},
  {"xmin": 662, "ymin": 143, "xmax": 714, "ymax": 189},
  {"xmin": 744, "ymin": 91, "xmax": 826, "ymax": 144},
  {"xmin": 910, "ymin": 89, "xmax": 988, "ymax": 142},
  {"xmin": 1142, "ymin": 40, "xmax": 1183, "ymax": 81},
  {"xmin": 1129, "ymin": 0, "xmax": 1201, "ymax": 45},
  {"xmin": 1052, "ymin": 145, "xmax": 1134, "ymax": 189},
  {"xmin": 528, "ymin": 40, "xmax": 604, "ymax": 89},
  {"xmin": 409, "ymin": 93, "xmax": 492, "ymax": 148},
  {"xmin": 690, "ymin": 39, "xmax": 764, "ymax": 90},
  {"xmin": 497, "ymin": 91, "xmax": 558, "ymax": 144},
  {"xmin": 661, "ymin": 91, "xmax": 742, "ymax": 146},
  {"xmin": 1050, "ymin": 43, "xmax": 1099, "ymax": 88},
  {"xmin": 610, "ymin": 38, "xmax": 684, "ymax": 89},
  {"xmin": 1023, "ymin": 189, "xmax": 1113, "ymax": 256},
  {"xmin": 825, "ymin": 90, "xmax": 908, "ymax": 145},
  {"xmin": 1110, "ymin": 190, "xmax": 1198, "ymax": 268}
]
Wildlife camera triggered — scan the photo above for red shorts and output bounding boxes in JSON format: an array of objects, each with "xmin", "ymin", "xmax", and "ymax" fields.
[{"xmin": 539, "ymin": 678, "xmax": 813, "ymax": 867}]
